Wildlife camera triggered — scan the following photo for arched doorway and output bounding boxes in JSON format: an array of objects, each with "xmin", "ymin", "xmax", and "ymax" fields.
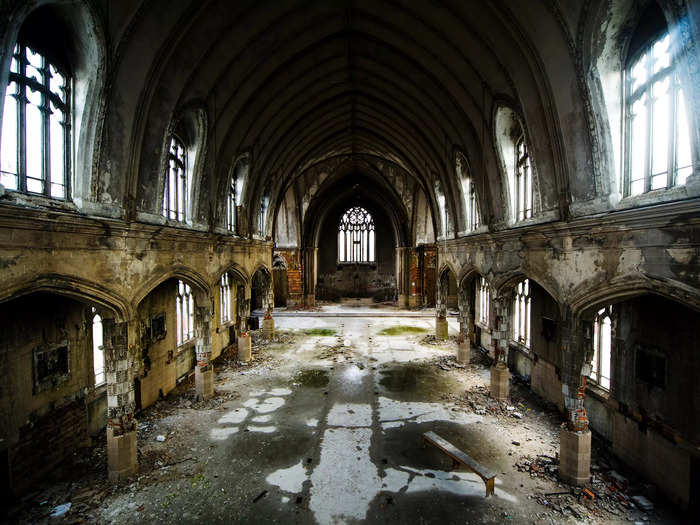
[{"xmin": 272, "ymin": 255, "xmax": 288, "ymax": 308}]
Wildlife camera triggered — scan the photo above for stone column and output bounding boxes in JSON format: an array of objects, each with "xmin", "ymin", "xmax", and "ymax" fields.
[
  {"xmin": 104, "ymin": 318, "xmax": 138, "ymax": 482},
  {"xmin": 194, "ymin": 305, "xmax": 214, "ymax": 400},
  {"xmin": 262, "ymin": 273, "xmax": 275, "ymax": 338},
  {"xmin": 559, "ymin": 313, "xmax": 592, "ymax": 485},
  {"xmin": 490, "ymin": 292, "xmax": 511, "ymax": 401},
  {"xmin": 395, "ymin": 246, "xmax": 411, "ymax": 308},
  {"xmin": 238, "ymin": 288, "xmax": 252, "ymax": 361},
  {"xmin": 303, "ymin": 246, "xmax": 318, "ymax": 307},
  {"xmin": 435, "ymin": 274, "xmax": 448, "ymax": 340},
  {"xmin": 457, "ymin": 286, "xmax": 472, "ymax": 364}
]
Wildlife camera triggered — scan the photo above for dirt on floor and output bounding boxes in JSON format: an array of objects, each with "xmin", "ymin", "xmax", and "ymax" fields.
[{"xmin": 2, "ymin": 321, "xmax": 687, "ymax": 524}]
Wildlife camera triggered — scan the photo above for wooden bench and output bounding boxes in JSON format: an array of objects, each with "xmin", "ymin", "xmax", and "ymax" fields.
[{"xmin": 423, "ymin": 431, "xmax": 496, "ymax": 497}]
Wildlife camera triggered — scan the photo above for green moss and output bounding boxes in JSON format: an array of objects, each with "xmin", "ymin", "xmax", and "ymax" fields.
[
  {"xmin": 377, "ymin": 326, "xmax": 428, "ymax": 336},
  {"xmin": 302, "ymin": 328, "xmax": 337, "ymax": 336}
]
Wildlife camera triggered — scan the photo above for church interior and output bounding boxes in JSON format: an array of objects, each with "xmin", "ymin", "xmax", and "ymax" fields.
[{"xmin": 0, "ymin": 0, "xmax": 699, "ymax": 522}]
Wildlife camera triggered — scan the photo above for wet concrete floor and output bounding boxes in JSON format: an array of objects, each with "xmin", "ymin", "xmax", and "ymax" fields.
[{"xmin": 54, "ymin": 315, "xmax": 681, "ymax": 524}]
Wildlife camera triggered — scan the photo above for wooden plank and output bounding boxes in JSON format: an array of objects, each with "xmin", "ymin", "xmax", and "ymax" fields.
[{"xmin": 423, "ymin": 431, "xmax": 497, "ymax": 496}]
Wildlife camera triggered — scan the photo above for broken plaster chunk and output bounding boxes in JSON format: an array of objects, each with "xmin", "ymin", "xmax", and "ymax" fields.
[
  {"xmin": 156, "ymin": 435, "xmax": 166, "ymax": 442},
  {"xmin": 512, "ymin": 412, "xmax": 523, "ymax": 419}
]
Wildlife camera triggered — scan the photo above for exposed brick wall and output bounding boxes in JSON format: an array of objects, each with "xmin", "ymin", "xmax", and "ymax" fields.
[
  {"xmin": 275, "ymin": 249, "xmax": 303, "ymax": 305},
  {"xmin": 423, "ymin": 245, "xmax": 437, "ymax": 307},
  {"xmin": 10, "ymin": 398, "xmax": 88, "ymax": 494}
]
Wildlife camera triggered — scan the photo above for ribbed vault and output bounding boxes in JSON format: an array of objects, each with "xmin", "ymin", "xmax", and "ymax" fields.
[{"xmin": 96, "ymin": 0, "xmax": 594, "ymax": 230}]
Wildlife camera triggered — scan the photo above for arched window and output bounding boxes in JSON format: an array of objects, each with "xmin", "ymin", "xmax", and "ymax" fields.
[
  {"xmin": 625, "ymin": 12, "xmax": 691, "ymax": 196},
  {"xmin": 220, "ymin": 273, "xmax": 231, "ymax": 323},
  {"xmin": 515, "ymin": 138, "xmax": 533, "ymax": 221},
  {"xmin": 91, "ymin": 310, "xmax": 104, "ymax": 386},
  {"xmin": 2, "ymin": 42, "xmax": 70, "ymax": 199},
  {"xmin": 456, "ymin": 153, "xmax": 480, "ymax": 232},
  {"xmin": 590, "ymin": 305, "xmax": 613, "ymax": 390},
  {"xmin": 226, "ymin": 157, "xmax": 247, "ymax": 233},
  {"xmin": 163, "ymin": 135, "xmax": 188, "ymax": 222},
  {"xmin": 338, "ymin": 206, "xmax": 375, "ymax": 263},
  {"xmin": 258, "ymin": 194, "xmax": 269, "ymax": 237},
  {"xmin": 176, "ymin": 280, "xmax": 194, "ymax": 345},
  {"xmin": 513, "ymin": 279, "xmax": 531, "ymax": 348},
  {"xmin": 226, "ymin": 177, "xmax": 237, "ymax": 232},
  {"xmin": 476, "ymin": 276, "xmax": 490, "ymax": 327}
]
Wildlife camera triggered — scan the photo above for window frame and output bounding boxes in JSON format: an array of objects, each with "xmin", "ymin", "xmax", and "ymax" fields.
[
  {"xmin": 623, "ymin": 30, "xmax": 692, "ymax": 196},
  {"xmin": 176, "ymin": 280, "xmax": 195, "ymax": 346},
  {"xmin": 512, "ymin": 279, "xmax": 531, "ymax": 349},
  {"xmin": 91, "ymin": 310, "xmax": 105, "ymax": 387},
  {"xmin": 220, "ymin": 273, "xmax": 232, "ymax": 324},
  {"xmin": 475, "ymin": 276, "xmax": 490, "ymax": 328},
  {"xmin": 514, "ymin": 137, "xmax": 533, "ymax": 222},
  {"xmin": 590, "ymin": 305, "xmax": 613, "ymax": 391},
  {"xmin": 337, "ymin": 206, "xmax": 376, "ymax": 264},
  {"xmin": 163, "ymin": 134, "xmax": 189, "ymax": 223},
  {"xmin": 1, "ymin": 42, "xmax": 71, "ymax": 199}
]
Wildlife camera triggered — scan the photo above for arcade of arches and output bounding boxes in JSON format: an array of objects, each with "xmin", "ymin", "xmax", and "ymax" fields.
[{"xmin": 0, "ymin": 0, "xmax": 699, "ymax": 522}]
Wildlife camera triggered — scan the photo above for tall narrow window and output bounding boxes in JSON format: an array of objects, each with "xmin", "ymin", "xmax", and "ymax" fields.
[
  {"xmin": 515, "ymin": 138, "xmax": 533, "ymax": 221},
  {"xmin": 338, "ymin": 206, "xmax": 375, "ymax": 263},
  {"xmin": 176, "ymin": 280, "xmax": 194, "ymax": 345},
  {"xmin": 457, "ymin": 153, "xmax": 480, "ymax": 232},
  {"xmin": 258, "ymin": 195, "xmax": 269, "ymax": 237},
  {"xmin": 513, "ymin": 279, "xmax": 531, "ymax": 348},
  {"xmin": 226, "ymin": 176, "xmax": 237, "ymax": 232},
  {"xmin": 163, "ymin": 136, "xmax": 188, "ymax": 222},
  {"xmin": 220, "ymin": 273, "xmax": 231, "ymax": 323},
  {"xmin": 590, "ymin": 306, "xmax": 613, "ymax": 390},
  {"xmin": 1, "ymin": 43, "xmax": 70, "ymax": 199},
  {"xmin": 91, "ymin": 310, "xmax": 104, "ymax": 386},
  {"xmin": 476, "ymin": 276, "xmax": 490, "ymax": 327},
  {"xmin": 625, "ymin": 30, "xmax": 692, "ymax": 195}
]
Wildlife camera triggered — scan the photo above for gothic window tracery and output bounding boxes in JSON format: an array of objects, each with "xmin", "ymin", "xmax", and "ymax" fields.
[
  {"xmin": 513, "ymin": 279, "xmax": 531, "ymax": 348},
  {"xmin": 338, "ymin": 206, "xmax": 375, "ymax": 263},
  {"xmin": 163, "ymin": 136, "xmax": 188, "ymax": 222},
  {"xmin": 1, "ymin": 43, "xmax": 70, "ymax": 199}
]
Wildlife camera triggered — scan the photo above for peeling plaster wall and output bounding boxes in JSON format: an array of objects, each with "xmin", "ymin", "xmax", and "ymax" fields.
[
  {"xmin": 0, "ymin": 294, "xmax": 93, "ymax": 493},
  {"xmin": 441, "ymin": 201, "xmax": 700, "ymax": 505}
]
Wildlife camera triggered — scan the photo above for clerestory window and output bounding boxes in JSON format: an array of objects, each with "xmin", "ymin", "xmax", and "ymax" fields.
[
  {"xmin": 476, "ymin": 276, "xmax": 490, "ymax": 327},
  {"xmin": 625, "ymin": 30, "xmax": 692, "ymax": 196},
  {"xmin": 513, "ymin": 279, "xmax": 531, "ymax": 348},
  {"xmin": 1, "ymin": 43, "xmax": 70, "ymax": 199},
  {"xmin": 338, "ymin": 206, "xmax": 375, "ymax": 263},
  {"xmin": 457, "ymin": 153, "xmax": 480, "ymax": 232},
  {"xmin": 176, "ymin": 280, "xmax": 194, "ymax": 346},
  {"xmin": 514, "ymin": 138, "xmax": 533, "ymax": 221},
  {"xmin": 590, "ymin": 305, "xmax": 613, "ymax": 390},
  {"xmin": 163, "ymin": 135, "xmax": 189, "ymax": 222}
]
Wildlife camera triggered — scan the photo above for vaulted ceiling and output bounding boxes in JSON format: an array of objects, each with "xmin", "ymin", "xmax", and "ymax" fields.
[{"xmin": 93, "ymin": 0, "xmax": 596, "ymax": 229}]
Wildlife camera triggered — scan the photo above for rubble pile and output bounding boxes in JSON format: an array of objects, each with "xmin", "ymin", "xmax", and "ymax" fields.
[
  {"xmin": 419, "ymin": 334, "xmax": 457, "ymax": 346},
  {"xmin": 514, "ymin": 454, "xmax": 559, "ymax": 480}
]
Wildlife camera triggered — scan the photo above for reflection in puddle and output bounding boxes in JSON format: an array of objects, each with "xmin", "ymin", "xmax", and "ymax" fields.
[
  {"xmin": 327, "ymin": 403, "xmax": 372, "ymax": 427},
  {"xmin": 266, "ymin": 461, "xmax": 307, "ymax": 493},
  {"xmin": 247, "ymin": 425, "xmax": 277, "ymax": 433},
  {"xmin": 243, "ymin": 396, "xmax": 286, "ymax": 413},
  {"xmin": 378, "ymin": 397, "xmax": 482, "ymax": 427},
  {"xmin": 210, "ymin": 427, "xmax": 239, "ymax": 440},
  {"xmin": 293, "ymin": 369, "xmax": 330, "ymax": 388},
  {"xmin": 218, "ymin": 409, "xmax": 249, "ymax": 425},
  {"xmin": 342, "ymin": 364, "xmax": 367, "ymax": 384},
  {"xmin": 252, "ymin": 415, "xmax": 272, "ymax": 423},
  {"xmin": 309, "ymin": 427, "xmax": 379, "ymax": 523}
]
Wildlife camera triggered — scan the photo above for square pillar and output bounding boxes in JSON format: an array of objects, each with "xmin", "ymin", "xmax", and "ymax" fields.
[
  {"xmin": 457, "ymin": 338, "xmax": 470, "ymax": 364},
  {"xmin": 262, "ymin": 317, "xmax": 275, "ymax": 338},
  {"xmin": 435, "ymin": 317, "xmax": 448, "ymax": 340},
  {"xmin": 107, "ymin": 427, "xmax": 138, "ymax": 482},
  {"xmin": 238, "ymin": 332, "xmax": 252, "ymax": 361},
  {"xmin": 195, "ymin": 363, "xmax": 214, "ymax": 400},
  {"xmin": 559, "ymin": 429, "xmax": 591, "ymax": 485},
  {"xmin": 490, "ymin": 364, "xmax": 510, "ymax": 401}
]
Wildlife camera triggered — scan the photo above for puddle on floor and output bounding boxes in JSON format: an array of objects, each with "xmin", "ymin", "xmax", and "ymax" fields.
[
  {"xmin": 378, "ymin": 363, "xmax": 458, "ymax": 396},
  {"xmin": 293, "ymin": 369, "xmax": 330, "ymax": 388}
]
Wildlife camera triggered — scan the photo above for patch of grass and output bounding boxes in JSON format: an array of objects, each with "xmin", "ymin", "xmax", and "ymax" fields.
[
  {"xmin": 302, "ymin": 328, "xmax": 337, "ymax": 336},
  {"xmin": 377, "ymin": 325, "xmax": 428, "ymax": 336}
]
